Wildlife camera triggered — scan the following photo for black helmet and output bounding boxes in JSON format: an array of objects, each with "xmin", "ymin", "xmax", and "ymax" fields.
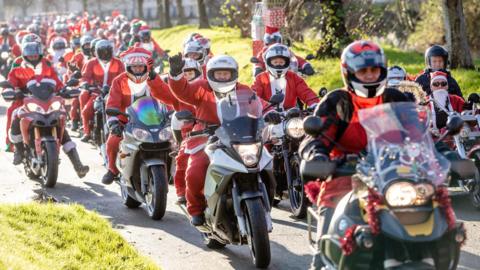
[
  {"xmin": 95, "ymin": 39, "xmax": 113, "ymax": 62},
  {"xmin": 425, "ymin": 45, "xmax": 448, "ymax": 69},
  {"xmin": 22, "ymin": 42, "xmax": 43, "ymax": 66},
  {"xmin": 90, "ymin": 38, "xmax": 101, "ymax": 57},
  {"xmin": 1, "ymin": 27, "xmax": 8, "ymax": 36}
]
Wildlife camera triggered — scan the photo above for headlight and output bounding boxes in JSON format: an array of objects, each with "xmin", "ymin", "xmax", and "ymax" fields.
[
  {"xmin": 158, "ymin": 128, "xmax": 172, "ymax": 141},
  {"xmin": 132, "ymin": 128, "xmax": 152, "ymax": 142},
  {"xmin": 48, "ymin": 101, "xmax": 62, "ymax": 112},
  {"xmin": 1, "ymin": 52, "xmax": 9, "ymax": 59},
  {"xmin": 285, "ymin": 117, "xmax": 305, "ymax": 139},
  {"xmin": 233, "ymin": 143, "xmax": 261, "ymax": 167},
  {"xmin": 26, "ymin": 103, "xmax": 45, "ymax": 114},
  {"xmin": 385, "ymin": 181, "xmax": 434, "ymax": 207}
]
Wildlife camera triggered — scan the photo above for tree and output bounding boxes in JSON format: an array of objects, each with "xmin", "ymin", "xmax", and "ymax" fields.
[
  {"xmin": 284, "ymin": 0, "xmax": 307, "ymax": 41},
  {"xmin": 5, "ymin": 0, "xmax": 34, "ymax": 17},
  {"xmin": 197, "ymin": 0, "xmax": 210, "ymax": 28},
  {"xmin": 164, "ymin": 0, "xmax": 173, "ymax": 27},
  {"xmin": 157, "ymin": 0, "xmax": 166, "ymax": 28},
  {"xmin": 82, "ymin": 0, "xmax": 88, "ymax": 12},
  {"xmin": 315, "ymin": 0, "xmax": 352, "ymax": 58},
  {"xmin": 175, "ymin": 0, "xmax": 187, "ymax": 25},
  {"xmin": 137, "ymin": 0, "xmax": 144, "ymax": 18},
  {"xmin": 442, "ymin": 0, "xmax": 474, "ymax": 69}
]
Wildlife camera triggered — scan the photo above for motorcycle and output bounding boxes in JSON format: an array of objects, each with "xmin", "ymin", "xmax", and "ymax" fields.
[
  {"xmin": 93, "ymin": 85, "xmax": 110, "ymax": 164},
  {"xmin": 303, "ymin": 102, "xmax": 466, "ymax": 270},
  {"xmin": 263, "ymin": 91, "xmax": 325, "ymax": 218},
  {"xmin": 0, "ymin": 43, "xmax": 12, "ymax": 78},
  {"xmin": 1, "ymin": 80, "xmax": 80, "ymax": 187},
  {"xmin": 106, "ymin": 96, "xmax": 173, "ymax": 220},
  {"xmin": 176, "ymin": 92, "xmax": 278, "ymax": 268}
]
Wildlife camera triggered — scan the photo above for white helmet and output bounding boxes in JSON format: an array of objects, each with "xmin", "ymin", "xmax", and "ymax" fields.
[
  {"xmin": 183, "ymin": 40, "xmax": 206, "ymax": 65},
  {"xmin": 206, "ymin": 55, "xmax": 238, "ymax": 94},
  {"xmin": 264, "ymin": 44, "xmax": 291, "ymax": 79},
  {"xmin": 183, "ymin": 58, "xmax": 203, "ymax": 81},
  {"xmin": 387, "ymin": 65, "xmax": 407, "ymax": 87}
]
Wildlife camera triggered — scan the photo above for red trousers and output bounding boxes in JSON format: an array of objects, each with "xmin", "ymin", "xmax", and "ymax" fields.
[
  {"xmin": 5, "ymin": 100, "xmax": 22, "ymax": 146},
  {"xmin": 174, "ymin": 144, "xmax": 189, "ymax": 197},
  {"xmin": 70, "ymin": 97, "xmax": 80, "ymax": 121},
  {"xmin": 185, "ymin": 149, "xmax": 209, "ymax": 216},
  {"xmin": 79, "ymin": 90, "xmax": 98, "ymax": 135},
  {"xmin": 106, "ymin": 134, "xmax": 122, "ymax": 175}
]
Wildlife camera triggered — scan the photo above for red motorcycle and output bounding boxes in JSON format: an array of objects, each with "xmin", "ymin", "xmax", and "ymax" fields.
[{"xmin": 1, "ymin": 79, "xmax": 80, "ymax": 187}]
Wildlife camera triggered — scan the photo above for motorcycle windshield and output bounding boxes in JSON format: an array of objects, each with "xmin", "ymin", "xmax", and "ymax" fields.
[
  {"xmin": 29, "ymin": 83, "xmax": 55, "ymax": 101},
  {"xmin": 215, "ymin": 91, "xmax": 264, "ymax": 145},
  {"xmin": 130, "ymin": 96, "xmax": 167, "ymax": 127},
  {"xmin": 358, "ymin": 102, "xmax": 449, "ymax": 188}
]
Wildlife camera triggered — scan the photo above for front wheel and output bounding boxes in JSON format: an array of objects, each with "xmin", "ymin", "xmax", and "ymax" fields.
[
  {"xmin": 145, "ymin": 165, "xmax": 168, "ymax": 220},
  {"xmin": 244, "ymin": 198, "xmax": 271, "ymax": 268},
  {"xmin": 287, "ymin": 155, "xmax": 309, "ymax": 218},
  {"xmin": 120, "ymin": 179, "xmax": 141, "ymax": 208},
  {"xmin": 41, "ymin": 141, "xmax": 59, "ymax": 188}
]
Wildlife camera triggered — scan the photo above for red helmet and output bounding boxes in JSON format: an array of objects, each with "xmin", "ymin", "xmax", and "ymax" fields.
[
  {"xmin": 121, "ymin": 47, "xmax": 152, "ymax": 84},
  {"xmin": 341, "ymin": 40, "xmax": 387, "ymax": 98}
]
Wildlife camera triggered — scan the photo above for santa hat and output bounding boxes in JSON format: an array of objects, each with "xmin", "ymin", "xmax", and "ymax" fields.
[
  {"xmin": 120, "ymin": 47, "xmax": 152, "ymax": 63},
  {"xmin": 430, "ymin": 71, "xmax": 448, "ymax": 84},
  {"xmin": 263, "ymin": 26, "xmax": 282, "ymax": 45},
  {"xmin": 265, "ymin": 26, "xmax": 279, "ymax": 35}
]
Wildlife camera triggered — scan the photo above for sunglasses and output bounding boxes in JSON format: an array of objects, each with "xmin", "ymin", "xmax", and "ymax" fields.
[{"xmin": 432, "ymin": 81, "xmax": 447, "ymax": 87}]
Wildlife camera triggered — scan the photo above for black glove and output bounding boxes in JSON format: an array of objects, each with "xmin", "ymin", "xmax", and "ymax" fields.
[
  {"xmin": 109, "ymin": 120, "xmax": 124, "ymax": 136},
  {"xmin": 148, "ymin": 69, "xmax": 157, "ymax": 81},
  {"xmin": 14, "ymin": 91, "xmax": 24, "ymax": 100},
  {"xmin": 301, "ymin": 64, "xmax": 315, "ymax": 76},
  {"xmin": 264, "ymin": 111, "xmax": 282, "ymax": 124},
  {"xmin": 58, "ymin": 56, "xmax": 65, "ymax": 63},
  {"xmin": 168, "ymin": 52, "xmax": 185, "ymax": 77}
]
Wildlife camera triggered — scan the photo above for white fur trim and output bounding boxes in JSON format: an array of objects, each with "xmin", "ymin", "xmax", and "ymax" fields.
[
  {"xmin": 431, "ymin": 75, "xmax": 447, "ymax": 83},
  {"xmin": 62, "ymin": 141, "xmax": 76, "ymax": 153},
  {"xmin": 9, "ymin": 133, "xmax": 23, "ymax": 143},
  {"xmin": 184, "ymin": 143, "xmax": 206, "ymax": 154}
]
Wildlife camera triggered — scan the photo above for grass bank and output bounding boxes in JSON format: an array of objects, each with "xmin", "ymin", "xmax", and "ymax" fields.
[
  {"xmin": 0, "ymin": 203, "xmax": 159, "ymax": 270},
  {"xmin": 153, "ymin": 25, "xmax": 480, "ymax": 95}
]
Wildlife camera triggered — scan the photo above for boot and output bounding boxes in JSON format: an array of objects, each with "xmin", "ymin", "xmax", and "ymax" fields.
[
  {"xmin": 80, "ymin": 134, "xmax": 91, "ymax": 143},
  {"xmin": 71, "ymin": 120, "xmax": 79, "ymax": 132},
  {"xmin": 102, "ymin": 170, "xmax": 118, "ymax": 185},
  {"xmin": 191, "ymin": 214, "xmax": 205, "ymax": 226},
  {"xmin": 176, "ymin": 195, "xmax": 187, "ymax": 205},
  {"xmin": 66, "ymin": 148, "xmax": 89, "ymax": 178},
  {"xmin": 12, "ymin": 142, "xmax": 24, "ymax": 165}
]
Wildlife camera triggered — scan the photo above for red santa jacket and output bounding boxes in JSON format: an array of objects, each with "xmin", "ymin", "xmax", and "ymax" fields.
[
  {"xmin": 106, "ymin": 73, "xmax": 179, "ymax": 123},
  {"xmin": 169, "ymin": 76, "xmax": 256, "ymax": 153},
  {"xmin": 7, "ymin": 58, "xmax": 64, "ymax": 92},
  {"xmin": 252, "ymin": 70, "xmax": 318, "ymax": 110},
  {"xmin": 0, "ymin": 35, "xmax": 16, "ymax": 47},
  {"xmin": 81, "ymin": 57, "xmax": 124, "ymax": 87},
  {"xmin": 11, "ymin": 43, "xmax": 21, "ymax": 58}
]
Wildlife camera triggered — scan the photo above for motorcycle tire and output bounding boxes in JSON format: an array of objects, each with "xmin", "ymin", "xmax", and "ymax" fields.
[
  {"xmin": 244, "ymin": 198, "xmax": 271, "ymax": 269},
  {"xmin": 288, "ymin": 155, "xmax": 309, "ymax": 219},
  {"xmin": 41, "ymin": 141, "xmax": 59, "ymax": 188},
  {"xmin": 470, "ymin": 152, "xmax": 480, "ymax": 210},
  {"xmin": 145, "ymin": 165, "xmax": 168, "ymax": 220},
  {"xmin": 202, "ymin": 233, "xmax": 226, "ymax": 249},
  {"xmin": 120, "ymin": 179, "xmax": 141, "ymax": 208}
]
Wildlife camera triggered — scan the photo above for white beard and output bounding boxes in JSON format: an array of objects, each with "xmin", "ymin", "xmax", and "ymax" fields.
[
  {"xmin": 432, "ymin": 89, "xmax": 449, "ymax": 110},
  {"xmin": 128, "ymin": 80, "xmax": 149, "ymax": 97}
]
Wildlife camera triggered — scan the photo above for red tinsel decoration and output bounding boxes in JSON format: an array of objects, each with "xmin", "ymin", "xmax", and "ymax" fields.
[
  {"xmin": 366, "ymin": 188, "xmax": 382, "ymax": 235},
  {"xmin": 340, "ymin": 224, "xmax": 358, "ymax": 255},
  {"xmin": 304, "ymin": 181, "xmax": 321, "ymax": 205},
  {"xmin": 434, "ymin": 187, "xmax": 456, "ymax": 230}
]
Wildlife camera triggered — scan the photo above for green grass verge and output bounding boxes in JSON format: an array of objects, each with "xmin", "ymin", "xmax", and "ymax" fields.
[
  {"xmin": 0, "ymin": 203, "xmax": 159, "ymax": 270},
  {"xmin": 153, "ymin": 25, "xmax": 480, "ymax": 95}
]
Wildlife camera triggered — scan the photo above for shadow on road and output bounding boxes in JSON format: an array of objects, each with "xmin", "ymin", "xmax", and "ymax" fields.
[
  {"xmin": 452, "ymin": 195, "xmax": 480, "ymax": 222},
  {"xmin": 459, "ymin": 249, "xmax": 480, "ymax": 270},
  {"xmin": 272, "ymin": 217, "xmax": 310, "ymax": 231}
]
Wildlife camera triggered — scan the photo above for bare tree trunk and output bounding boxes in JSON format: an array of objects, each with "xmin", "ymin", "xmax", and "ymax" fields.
[
  {"xmin": 157, "ymin": 0, "xmax": 166, "ymax": 28},
  {"xmin": 442, "ymin": 0, "xmax": 474, "ymax": 69},
  {"xmin": 175, "ymin": 0, "xmax": 187, "ymax": 25},
  {"xmin": 197, "ymin": 0, "xmax": 210, "ymax": 28},
  {"xmin": 137, "ymin": 0, "xmax": 144, "ymax": 18},
  {"xmin": 238, "ymin": 0, "xmax": 254, "ymax": 38},
  {"xmin": 164, "ymin": 0, "xmax": 172, "ymax": 27},
  {"xmin": 82, "ymin": 0, "xmax": 88, "ymax": 12},
  {"xmin": 284, "ymin": 0, "xmax": 306, "ymax": 42}
]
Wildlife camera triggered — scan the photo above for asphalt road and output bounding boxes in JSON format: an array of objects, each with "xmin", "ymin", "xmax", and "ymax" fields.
[{"xmin": 0, "ymin": 97, "xmax": 479, "ymax": 270}]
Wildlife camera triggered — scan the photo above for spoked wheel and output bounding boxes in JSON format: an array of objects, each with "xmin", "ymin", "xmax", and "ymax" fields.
[
  {"xmin": 244, "ymin": 198, "xmax": 271, "ymax": 268},
  {"xmin": 120, "ymin": 178, "xmax": 141, "ymax": 208},
  {"xmin": 202, "ymin": 233, "xmax": 226, "ymax": 249},
  {"xmin": 287, "ymin": 155, "xmax": 309, "ymax": 219},
  {"xmin": 144, "ymin": 165, "xmax": 168, "ymax": 220},
  {"xmin": 40, "ymin": 141, "xmax": 59, "ymax": 188}
]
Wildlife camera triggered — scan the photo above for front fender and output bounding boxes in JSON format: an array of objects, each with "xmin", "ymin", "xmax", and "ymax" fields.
[{"xmin": 139, "ymin": 159, "xmax": 166, "ymax": 194}]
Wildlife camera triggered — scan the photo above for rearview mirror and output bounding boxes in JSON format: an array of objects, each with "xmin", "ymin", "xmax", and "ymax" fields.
[
  {"xmin": 66, "ymin": 78, "xmax": 79, "ymax": 87},
  {"xmin": 269, "ymin": 93, "xmax": 284, "ymax": 106},
  {"xmin": 250, "ymin": 57, "xmax": 260, "ymax": 64},
  {"xmin": 303, "ymin": 115, "xmax": 323, "ymax": 137},
  {"xmin": 446, "ymin": 116, "xmax": 464, "ymax": 136},
  {"xmin": 175, "ymin": 110, "xmax": 194, "ymax": 121},
  {"xmin": 0, "ymin": 80, "xmax": 13, "ymax": 89},
  {"xmin": 319, "ymin": 87, "xmax": 328, "ymax": 98},
  {"xmin": 468, "ymin": 93, "xmax": 480, "ymax": 104},
  {"xmin": 305, "ymin": 54, "xmax": 315, "ymax": 61}
]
